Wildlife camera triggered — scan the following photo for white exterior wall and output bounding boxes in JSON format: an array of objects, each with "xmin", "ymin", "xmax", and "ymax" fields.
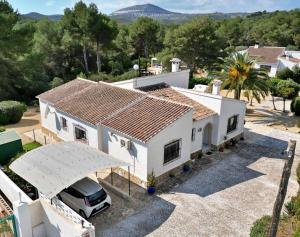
[
  {"xmin": 101, "ymin": 127, "xmax": 148, "ymax": 181},
  {"xmin": 278, "ymin": 58, "xmax": 298, "ymax": 70},
  {"xmin": 191, "ymin": 116, "xmax": 217, "ymax": 153},
  {"xmin": 39, "ymin": 100, "xmax": 99, "ymax": 149},
  {"xmin": 254, "ymin": 63, "xmax": 278, "ymax": 77},
  {"xmin": 174, "ymin": 87, "xmax": 246, "ymax": 146},
  {"xmin": 147, "ymin": 110, "xmax": 193, "ymax": 178},
  {"xmin": 0, "ymin": 170, "xmax": 32, "ymax": 204},
  {"xmin": 217, "ymin": 99, "xmax": 246, "ymax": 144},
  {"xmin": 28, "ymin": 200, "xmax": 93, "ymax": 237},
  {"xmin": 113, "ymin": 70, "xmax": 189, "ymax": 90}
]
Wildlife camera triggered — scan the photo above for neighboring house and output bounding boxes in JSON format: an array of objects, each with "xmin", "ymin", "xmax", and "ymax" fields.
[
  {"xmin": 243, "ymin": 44, "xmax": 300, "ymax": 77},
  {"xmin": 37, "ymin": 72, "xmax": 246, "ymax": 187}
]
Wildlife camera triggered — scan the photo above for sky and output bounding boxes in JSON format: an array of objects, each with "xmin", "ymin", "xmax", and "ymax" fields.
[{"xmin": 9, "ymin": 0, "xmax": 300, "ymax": 15}]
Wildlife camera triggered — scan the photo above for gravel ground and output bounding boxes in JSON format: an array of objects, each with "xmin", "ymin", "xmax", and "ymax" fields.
[{"xmin": 98, "ymin": 123, "xmax": 300, "ymax": 237}]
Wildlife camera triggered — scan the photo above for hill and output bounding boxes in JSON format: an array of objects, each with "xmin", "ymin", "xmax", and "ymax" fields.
[
  {"xmin": 111, "ymin": 4, "xmax": 248, "ymax": 23},
  {"xmin": 22, "ymin": 12, "xmax": 62, "ymax": 21}
]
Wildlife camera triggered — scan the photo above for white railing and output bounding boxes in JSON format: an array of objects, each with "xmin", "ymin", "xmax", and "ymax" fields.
[{"xmin": 39, "ymin": 193, "xmax": 93, "ymax": 229}]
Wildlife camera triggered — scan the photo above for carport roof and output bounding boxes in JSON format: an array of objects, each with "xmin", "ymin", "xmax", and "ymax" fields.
[{"xmin": 10, "ymin": 142, "xmax": 130, "ymax": 199}]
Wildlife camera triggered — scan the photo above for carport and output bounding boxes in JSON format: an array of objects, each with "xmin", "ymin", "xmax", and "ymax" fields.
[{"xmin": 9, "ymin": 141, "xmax": 131, "ymax": 199}]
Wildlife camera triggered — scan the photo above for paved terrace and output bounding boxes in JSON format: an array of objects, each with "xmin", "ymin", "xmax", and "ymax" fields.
[{"xmin": 97, "ymin": 123, "xmax": 300, "ymax": 237}]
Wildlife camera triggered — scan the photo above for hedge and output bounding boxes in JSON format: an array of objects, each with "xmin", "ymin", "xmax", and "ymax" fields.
[
  {"xmin": 291, "ymin": 97, "xmax": 300, "ymax": 116},
  {"xmin": 0, "ymin": 101, "xmax": 27, "ymax": 125}
]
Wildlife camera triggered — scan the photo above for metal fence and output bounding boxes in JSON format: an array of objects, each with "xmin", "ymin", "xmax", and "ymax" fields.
[{"xmin": 0, "ymin": 215, "xmax": 17, "ymax": 237}]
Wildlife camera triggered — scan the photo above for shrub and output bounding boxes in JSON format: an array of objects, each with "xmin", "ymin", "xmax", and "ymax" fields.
[
  {"xmin": 113, "ymin": 70, "xmax": 138, "ymax": 82},
  {"xmin": 285, "ymin": 194, "xmax": 300, "ymax": 219},
  {"xmin": 297, "ymin": 163, "xmax": 300, "ymax": 184},
  {"xmin": 0, "ymin": 127, "xmax": 5, "ymax": 133},
  {"xmin": 291, "ymin": 97, "xmax": 300, "ymax": 116},
  {"xmin": 147, "ymin": 170, "xmax": 156, "ymax": 187},
  {"xmin": 0, "ymin": 101, "xmax": 27, "ymax": 125},
  {"xmin": 250, "ymin": 215, "xmax": 271, "ymax": 237},
  {"xmin": 88, "ymin": 72, "xmax": 114, "ymax": 82},
  {"xmin": 50, "ymin": 77, "xmax": 64, "ymax": 88},
  {"xmin": 189, "ymin": 77, "xmax": 214, "ymax": 88}
]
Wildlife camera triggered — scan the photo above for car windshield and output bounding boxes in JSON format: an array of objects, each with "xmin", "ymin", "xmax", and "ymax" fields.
[{"xmin": 87, "ymin": 189, "xmax": 106, "ymax": 203}]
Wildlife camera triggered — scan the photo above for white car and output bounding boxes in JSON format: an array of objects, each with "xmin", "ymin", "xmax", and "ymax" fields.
[{"xmin": 57, "ymin": 177, "xmax": 111, "ymax": 219}]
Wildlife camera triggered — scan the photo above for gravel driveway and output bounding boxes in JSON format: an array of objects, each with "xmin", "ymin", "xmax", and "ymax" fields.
[{"xmin": 98, "ymin": 124, "xmax": 300, "ymax": 237}]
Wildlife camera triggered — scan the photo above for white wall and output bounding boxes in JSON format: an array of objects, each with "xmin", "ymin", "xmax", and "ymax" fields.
[
  {"xmin": 28, "ymin": 200, "xmax": 94, "ymax": 237},
  {"xmin": 113, "ymin": 70, "xmax": 190, "ymax": 89},
  {"xmin": 147, "ymin": 110, "xmax": 193, "ymax": 177},
  {"xmin": 191, "ymin": 116, "xmax": 217, "ymax": 153},
  {"xmin": 174, "ymin": 87, "xmax": 246, "ymax": 146},
  {"xmin": 254, "ymin": 63, "xmax": 278, "ymax": 77},
  {"xmin": 0, "ymin": 170, "xmax": 32, "ymax": 204},
  {"xmin": 39, "ymin": 100, "xmax": 99, "ymax": 149},
  {"xmin": 278, "ymin": 58, "xmax": 298, "ymax": 70},
  {"xmin": 217, "ymin": 99, "xmax": 246, "ymax": 145},
  {"xmin": 101, "ymin": 127, "xmax": 149, "ymax": 181}
]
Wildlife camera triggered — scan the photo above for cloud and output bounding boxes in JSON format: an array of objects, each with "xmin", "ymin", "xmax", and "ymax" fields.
[{"xmin": 46, "ymin": 0, "xmax": 55, "ymax": 7}]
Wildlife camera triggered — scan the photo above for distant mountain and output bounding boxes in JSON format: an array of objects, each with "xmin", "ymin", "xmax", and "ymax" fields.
[
  {"xmin": 22, "ymin": 12, "xmax": 62, "ymax": 21},
  {"xmin": 111, "ymin": 4, "xmax": 249, "ymax": 23},
  {"xmin": 21, "ymin": 4, "xmax": 248, "ymax": 23}
]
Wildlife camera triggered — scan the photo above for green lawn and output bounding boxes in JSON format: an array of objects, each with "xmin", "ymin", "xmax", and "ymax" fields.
[{"xmin": 23, "ymin": 142, "xmax": 42, "ymax": 152}]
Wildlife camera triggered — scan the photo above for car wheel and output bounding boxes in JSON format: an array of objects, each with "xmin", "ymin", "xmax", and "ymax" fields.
[
  {"xmin": 79, "ymin": 210, "xmax": 87, "ymax": 219},
  {"xmin": 57, "ymin": 194, "xmax": 62, "ymax": 201}
]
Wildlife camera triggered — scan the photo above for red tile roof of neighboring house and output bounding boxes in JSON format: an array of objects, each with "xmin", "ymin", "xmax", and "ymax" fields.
[
  {"xmin": 37, "ymin": 79, "xmax": 193, "ymax": 143},
  {"xmin": 139, "ymin": 84, "xmax": 216, "ymax": 120},
  {"xmin": 247, "ymin": 46, "xmax": 285, "ymax": 64},
  {"xmin": 280, "ymin": 56, "xmax": 300, "ymax": 63}
]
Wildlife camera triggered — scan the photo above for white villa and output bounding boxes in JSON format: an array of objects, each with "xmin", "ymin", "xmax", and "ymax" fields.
[
  {"xmin": 37, "ymin": 70, "xmax": 246, "ymax": 187},
  {"xmin": 243, "ymin": 44, "xmax": 300, "ymax": 77}
]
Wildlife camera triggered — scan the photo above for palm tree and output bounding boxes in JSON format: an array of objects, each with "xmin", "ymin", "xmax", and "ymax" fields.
[{"xmin": 220, "ymin": 52, "xmax": 269, "ymax": 102}]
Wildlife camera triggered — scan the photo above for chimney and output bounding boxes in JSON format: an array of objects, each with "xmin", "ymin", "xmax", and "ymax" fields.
[
  {"xmin": 212, "ymin": 80, "xmax": 222, "ymax": 95},
  {"xmin": 170, "ymin": 58, "xmax": 181, "ymax": 72}
]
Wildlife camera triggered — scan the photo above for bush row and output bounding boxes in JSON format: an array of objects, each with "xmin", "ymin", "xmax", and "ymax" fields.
[
  {"xmin": 0, "ymin": 101, "xmax": 27, "ymax": 125},
  {"xmin": 291, "ymin": 97, "xmax": 300, "ymax": 116}
]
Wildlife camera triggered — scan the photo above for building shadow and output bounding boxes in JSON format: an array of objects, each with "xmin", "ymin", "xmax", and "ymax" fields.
[
  {"xmin": 97, "ymin": 128, "xmax": 291, "ymax": 237},
  {"xmin": 173, "ymin": 128, "xmax": 288, "ymax": 197}
]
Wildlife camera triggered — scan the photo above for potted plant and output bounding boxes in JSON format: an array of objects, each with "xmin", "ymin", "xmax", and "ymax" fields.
[
  {"xmin": 183, "ymin": 163, "xmax": 191, "ymax": 173},
  {"xmin": 147, "ymin": 170, "xmax": 156, "ymax": 194}
]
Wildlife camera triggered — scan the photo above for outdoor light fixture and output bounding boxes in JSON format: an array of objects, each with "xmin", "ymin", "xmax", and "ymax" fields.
[{"xmin": 133, "ymin": 64, "xmax": 139, "ymax": 71}]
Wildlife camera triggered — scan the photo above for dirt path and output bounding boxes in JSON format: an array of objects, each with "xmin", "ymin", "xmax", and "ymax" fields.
[{"xmin": 4, "ymin": 107, "xmax": 41, "ymax": 144}]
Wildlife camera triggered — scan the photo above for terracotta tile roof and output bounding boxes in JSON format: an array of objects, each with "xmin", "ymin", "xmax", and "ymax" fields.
[
  {"xmin": 247, "ymin": 46, "xmax": 285, "ymax": 64},
  {"xmin": 280, "ymin": 56, "xmax": 300, "ymax": 63},
  {"xmin": 37, "ymin": 79, "xmax": 193, "ymax": 143},
  {"xmin": 37, "ymin": 79, "xmax": 94, "ymax": 104},
  {"xmin": 102, "ymin": 96, "xmax": 192, "ymax": 143},
  {"xmin": 140, "ymin": 85, "xmax": 216, "ymax": 120},
  {"xmin": 55, "ymin": 83, "xmax": 145, "ymax": 125}
]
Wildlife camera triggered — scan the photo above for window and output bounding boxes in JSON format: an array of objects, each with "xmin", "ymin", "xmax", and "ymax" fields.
[
  {"xmin": 65, "ymin": 187, "xmax": 84, "ymax": 199},
  {"xmin": 61, "ymin": 117, "xmax": 68, "ymax": 130},
  {"xmin": 227, "ymin": 115, "xmax": 238, "ymax": 133},
  {"xmin": 75, "ymin": 126, "xmax": 87, "ymax": 142},
  {"xmin": 260, "ymin": 65, "xmax": 271, "ymax": 73},
  {"xmin": 191, "ymin": 128, "xmax": 196, "ymax": 141},
  {"xmin": 164, "ymin": 139, "xmax": 181, "ymax": 164}
]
